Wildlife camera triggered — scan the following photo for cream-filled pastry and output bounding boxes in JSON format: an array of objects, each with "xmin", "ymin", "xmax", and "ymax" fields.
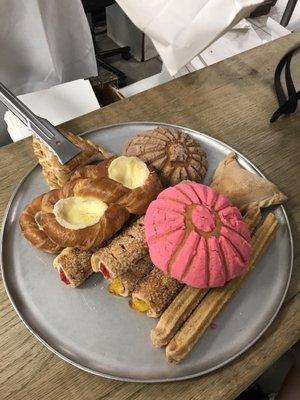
[
  {"xmin": 70, "ymin": 156, "xmax": 162, "ymax": 215},
  {"xmin": 53, "ymin": 197, "xmax": 108, "ymax": 230},
  {"xmin": 20, "ymin": 155, "xmax": 162, "ymax": 252},
  {"xmin": 20, "ymin": 177, "xmax": 130, "ymax": 251},
  {"xmin": 108, "ymin": 156, "xmax": 150, "ymax": 189}
]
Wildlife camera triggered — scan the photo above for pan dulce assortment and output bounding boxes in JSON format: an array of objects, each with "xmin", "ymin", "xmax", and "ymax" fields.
[{"xmin": 20, "ymin": 127, "xmax": 286, "ymax": 362}]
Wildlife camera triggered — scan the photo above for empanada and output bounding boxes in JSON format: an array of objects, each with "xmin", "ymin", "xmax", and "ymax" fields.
[{"xmin": 211, "ymin": 152, "xmax": 287, "ymax": 211}]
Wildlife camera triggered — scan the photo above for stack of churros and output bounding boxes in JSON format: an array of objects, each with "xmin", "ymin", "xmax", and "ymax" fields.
[{"xmin": 150, "ymin": 210, "xmax": 279, "ymax": 362}]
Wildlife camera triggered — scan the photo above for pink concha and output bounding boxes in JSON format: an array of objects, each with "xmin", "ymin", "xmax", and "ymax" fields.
[
  {"xmin": 144, "ymin": 182, "xmax": 251, "ymax": 288},
  {"xmin": 147, "ymin": 228, "xmax": 185, "ymax": 272}
]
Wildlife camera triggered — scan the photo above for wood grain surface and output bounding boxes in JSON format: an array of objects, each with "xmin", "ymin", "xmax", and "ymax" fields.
[{"xmin": 1, "ymin": 34, "xmax": 300, "ymax": 400}]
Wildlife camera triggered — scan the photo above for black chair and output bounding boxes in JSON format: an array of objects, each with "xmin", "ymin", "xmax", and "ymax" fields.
[
  {"xmin": 82, "ymin": 0, "xmax": 131, "ymax": 87},
  {"xmin": 280, "ymin": 0, "xmax": 298, "ymax": 27},
  {"xmin": 250, "ymin": 0, "xmax": 298, "ymax": 26}
]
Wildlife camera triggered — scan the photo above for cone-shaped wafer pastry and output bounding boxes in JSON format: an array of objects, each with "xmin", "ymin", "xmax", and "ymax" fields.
[
  {"xmin": 130, "ymin": 268, "xmax": 184, "ymax": 318},
  {"xmin": 166, "ymin": 213, "xmax": 279, "ymax": 362},
  {"xmin": 32, "ymin": 130, "xmax": 113, "ymax": 189}
]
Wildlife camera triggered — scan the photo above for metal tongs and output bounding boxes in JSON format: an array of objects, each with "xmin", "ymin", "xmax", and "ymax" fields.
[{"xmin": 0, "ymin": 82, "xmax": 81, "ymax": 164}]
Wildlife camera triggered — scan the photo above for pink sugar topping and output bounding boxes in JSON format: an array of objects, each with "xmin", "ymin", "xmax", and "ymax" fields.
[
  {"xmin": 191, "ymin": 205, "xmax": 216, "ymax": 232},
  {"xmin": 144, "ymin": 182, "xmax": 251, "ymax": 288}
]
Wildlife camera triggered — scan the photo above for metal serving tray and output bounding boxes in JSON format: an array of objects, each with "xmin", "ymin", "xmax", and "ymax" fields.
[{"xmin": 1, "ymin": 122, "xmax": 293, "ymax": 382}]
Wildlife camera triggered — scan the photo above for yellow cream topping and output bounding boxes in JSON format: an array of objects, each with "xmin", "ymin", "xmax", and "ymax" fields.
[
  {"xmin": 53, "ymin": 196, "xmax": 108, "ymax": 230},
  {"xmin": 108, "ymin": 156, "xmax": 149, "ymax": 189}
]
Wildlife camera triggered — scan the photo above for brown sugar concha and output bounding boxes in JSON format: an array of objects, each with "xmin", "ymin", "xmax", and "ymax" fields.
[{"xmin": 123, "ymin": 127, "xmax": 207, "ymax": 187}]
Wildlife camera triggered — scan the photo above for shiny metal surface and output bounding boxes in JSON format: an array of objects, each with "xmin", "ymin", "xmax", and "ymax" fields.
[
  {"xmin": 0, "ymin": 82, "xmax": 81, "ymax": 164},
  {"xmin": 1, "ymin": 122, "xmax": 293, "ymax": 382}
]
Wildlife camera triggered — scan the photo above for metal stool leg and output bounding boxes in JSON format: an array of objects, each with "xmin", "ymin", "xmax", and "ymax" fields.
[{"xmin": 280, "ymin": 0, "xmax": 298, "ymax": 27}]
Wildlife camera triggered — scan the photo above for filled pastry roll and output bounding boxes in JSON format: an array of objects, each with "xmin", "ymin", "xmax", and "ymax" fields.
[
  {"xmin": 91, "ymin": 217, "xmax": 152, "ymax": 296},
  {"xmin": 108, "ymin": 255, "xmax": 153, "ymax": 297},
  {"xmin": 53, "ymin": 247, "xmax": 93, "ymax": 287},
  {"xmin": 130, "ymin": 268, "xmax": 184, "ymax": 318}
]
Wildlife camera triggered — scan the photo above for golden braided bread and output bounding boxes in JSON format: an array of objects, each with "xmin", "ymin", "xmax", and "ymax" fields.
[
  {"xmin": 39, "ymin": 178, "xmax": 130, "ymax": 250},
  {"xmin": 19, "ymin": 194, "xmax": 63, "ymax": 253},
  {"xmin": 70, "ymin": 157, "xmax": 162, "ymax": 215},
  {"xmin": 20, "ymin": 157, "xmax": 162, "ymax": 252}
]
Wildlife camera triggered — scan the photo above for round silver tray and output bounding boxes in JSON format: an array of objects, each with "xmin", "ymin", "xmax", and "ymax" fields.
[{"xmin": 1, "ymin": 122, "xmax": 293, "ymax": 382}]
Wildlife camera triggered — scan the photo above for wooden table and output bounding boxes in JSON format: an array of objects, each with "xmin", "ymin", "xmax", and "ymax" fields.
[{"xmin": 1, "ymin": 34, "xmax": 300, "ymax": 400}]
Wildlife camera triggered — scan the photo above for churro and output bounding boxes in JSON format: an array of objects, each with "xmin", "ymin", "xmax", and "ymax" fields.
[
  {"xmin": 151, "ymin": 286, "xmax": 208, "ymax": 346},
  {"xmin": 166, "ymin": 213, "xmax": 279, "ymax": 362},
  {"xmin": 243, "ymin": 206, "xmax": 262, "ymax": 234}
]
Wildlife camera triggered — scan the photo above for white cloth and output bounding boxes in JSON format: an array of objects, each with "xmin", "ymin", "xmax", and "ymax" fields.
[
  {"xmin": 4, "ymin": 79, "xmax": 100, "ymax": 142},
  {"xmin": 120, "ymin": 16, "xmax": 290, "ymax": 98},
  {"xmin": 116, "ymin": 0, "xmax": 263, "ymax": 75},
  {"xmin": 0, "ymin": 0, "xmax": 97, "ymax": 95}
]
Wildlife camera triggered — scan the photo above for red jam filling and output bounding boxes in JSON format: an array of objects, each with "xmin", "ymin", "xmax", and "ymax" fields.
[
  {"xmin": 59, "ymin": 268, "xmax": 70, "ymax": 285},
  {"xmin": 99, "ymin": 263, "xmax": 111, "ymax": 280}
]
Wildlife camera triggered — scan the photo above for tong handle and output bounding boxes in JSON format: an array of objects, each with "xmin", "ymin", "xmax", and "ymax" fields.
[{"xmin": 0, "ymin": 82, "xmax": 81, "ymax": 164}]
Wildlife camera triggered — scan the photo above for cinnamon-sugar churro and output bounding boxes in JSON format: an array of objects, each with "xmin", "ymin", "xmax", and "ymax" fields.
[
  {"xmin": 151, "ymin": 286, "xmax": 208, "ymax": 346},
  {"xmin": 166, "ymin": 213, "xmax": 279, "ymax": 362}
]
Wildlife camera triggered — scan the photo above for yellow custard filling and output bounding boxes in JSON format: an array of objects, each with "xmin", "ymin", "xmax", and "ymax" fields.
[
  {"xmin": 130, "ymin": 298, "xmax": 149, "ymax": 313},
  {"xmin": 53, "ymin": 197, "xmax": 108, "ymax": 230},
  {"xmin": 108, "ymin": 278, "xmax": 125, "ymax": 296},
  {"xmin": 108, "ymin": 156, "xmax": 149, "ymax": 189}
]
